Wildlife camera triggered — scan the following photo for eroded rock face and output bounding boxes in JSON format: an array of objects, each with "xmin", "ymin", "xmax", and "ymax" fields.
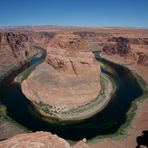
[
  {"xmin": 1, "ymin": 29, "xmax": 148, "ymax": 73},
  {"xmin": 73, "ymin": 31, "xmax": 112, "ymax": 51},
  {"xmin": 74, "ymin": 31, "xmax": 148, "ymax": 66},
  {"xmin": 137, "ymin": 53, "xmax": 148, "ymax": 66},
  {"xmin": 0, "ymin": 31, "xmax": 56, "ymax": 69},
  {"xmin": 0, "ymin": 131, "xmax": 71, "ymax": 148},
  {"xmin": 0, "ymin": 32, "xmax": 36, "ymax": 64},
  {"xmin": 102, "ymin": 37, "xmax": 132, "ymax": 56},
  {"xmin": 49, "ymin": 32, "xmax": 89, "ymax": 51}
]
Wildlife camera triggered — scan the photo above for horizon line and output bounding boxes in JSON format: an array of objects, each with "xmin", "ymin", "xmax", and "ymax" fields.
[{"xmin": 0, "ymin": 24, "xmax": 148, "ymax": 30}]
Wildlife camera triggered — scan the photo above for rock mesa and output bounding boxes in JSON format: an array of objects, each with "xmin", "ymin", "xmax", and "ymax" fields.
[{"xmin": 22, "ymin": 48, "xmax": 101, "ymax": 123}]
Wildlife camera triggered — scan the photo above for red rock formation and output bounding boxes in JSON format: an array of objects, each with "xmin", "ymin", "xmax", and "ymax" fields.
[
  {"xmin": 137, "ymin": 53, "xmax": 148, "ymax": 66},
  {"xmin": 0, "ymin": 131, "xmax": 71, "ymax": 148},
  {"xmin": 49, "ymin": 32, "xmax": 89, "ymax": 51},
  {"xmin": 46, "ymin": 48, "xmax": 100, "ymax": 81},
  {"xmin": 21, "ymin": 48, "xmax": 101, "ymax": 123},
  {"xmin": 1, "ymin": 29, "xmax": 148, "ymax": 70},
  {"xmin": 74, "ymin": 31, "xmax": 112, "ymax": 51},
  {"xmin": 74, "ymin": 30, "xmax": 148, "ymax": 63},
  {"xmin": 102, "ymin": 37, "xmax": 132, "ymax": 56},
  {"xmin": 0, "ymin": 27, "xmax": 148, "ymax": 147},
  {"xmin": 0, "ymin": 32, "xmax": 36, "ymax": 64}
]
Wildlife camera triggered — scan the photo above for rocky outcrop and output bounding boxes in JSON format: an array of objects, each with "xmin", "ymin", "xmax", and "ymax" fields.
[
  {"xmin": 21, "ymin": 48, "xmax": 101, "ymax": 123},
  {"xmin": 0, "ymin": 131, "xmax": 71, "ymax": 148},
  {"xmin": 74, "ymin": 31, "xmax": 148, "ymax": 63},
  {"xmin": 0, "ymin": 29, "xmax": 148, "ymax": 70},
  {"xmin": 49, "ymin": 32, "xmax": 89, "ymax": 51},
  {"xmin": 0, "ymin": 32, "xmax": 36, "ymax": 64},
  {"xmin": 74, "ymin": 31, "xmax": 112, "ymax": 51},
  {"xmin": 0, "ymin": 32, "xmax": 38, "ymax": 81},
  {"xmin": 137, "ymin": 53, "xmax": 148, "ymax": 66},
  {"xmin": 102, "ymin": 37, "xmax": 132, "ymax": 56},
  {"xmin": 129, "ymin": 38, "xmax": 148, "ymax": 45},
  {"xmin": 0, "ymin": 31, "xmax": 55, "ymax": 66},
  {"xmin": 31, "ymin": 32, "xmax": 55, "ymax": 48},
  {"xmin": 111, "ymin": 37, "xmax": 132, "ymax": 55},
  {"xmin": 0, "ymin": 31, "xmax": 57, "ymax": 81}
]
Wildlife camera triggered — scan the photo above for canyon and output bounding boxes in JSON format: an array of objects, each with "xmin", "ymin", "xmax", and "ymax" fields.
[
  {"xmin": 0, "ymin": 26, "xmax": 148, "ymax": 147},
  {"xmin": 1, "ymin": 27, "xmax": 148, "ymax": 72}
]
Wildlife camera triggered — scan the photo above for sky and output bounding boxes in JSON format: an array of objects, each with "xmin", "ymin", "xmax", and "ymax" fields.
[{"xmin": 0, "ymin": 0, "xmax": 148, "ymax": 28}]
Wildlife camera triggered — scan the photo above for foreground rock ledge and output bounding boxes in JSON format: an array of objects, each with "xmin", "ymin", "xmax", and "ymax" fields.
[
  {"xmin": 22, "ymin": 48, "xmax": 101, "ymax": 123},
  {"xmin": 0, "ymin": 131, "xmax": 71, "ymax": 148},
  {"xmin": 0, "ymin": 131, "xmax": 90, "ymax": 148}
]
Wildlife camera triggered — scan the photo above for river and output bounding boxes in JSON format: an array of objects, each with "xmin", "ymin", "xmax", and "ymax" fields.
[{"xmin": 0, "ymin": 53, "xmax": 143, "ymax": 141}]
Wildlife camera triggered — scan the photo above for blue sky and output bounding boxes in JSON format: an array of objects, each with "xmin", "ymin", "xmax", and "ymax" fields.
[{"xmin": 0, "ymin": 0, "xmax": 148, "ymax": 27}]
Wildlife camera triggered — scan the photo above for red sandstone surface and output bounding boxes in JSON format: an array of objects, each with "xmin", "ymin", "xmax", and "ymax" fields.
[{"xmin": 0, "ymin": 131, "xmax": 71, "ymax": 148}]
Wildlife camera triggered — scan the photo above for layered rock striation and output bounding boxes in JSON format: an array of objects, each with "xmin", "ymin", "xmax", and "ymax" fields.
[
  {"xmin": 0, "ymin": 32, "xmax": 36, "ymax": 65},
  {"xmin": 1, "ymin": 29, "xmax": 148, "ymax": 72},
  {"xmin": 137, "ymin": 53, "xmax": 148, "ymax": 67},
  {"xmin": 49, "ymin": 32, "xmax": 89, "ymax": 51}
]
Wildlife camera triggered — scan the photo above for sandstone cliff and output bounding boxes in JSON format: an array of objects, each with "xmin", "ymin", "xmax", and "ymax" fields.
[
  {"xmin": 0, "ymin": 31, "xmax": 55, "ymax": 66},
  {"xmin": 1, "ymin": 29, "xmax": 148, "ymax": 70},
  {"xmin": 49, "ymin": 32, "xmax": 89, "ymax": 51},
  {"xmin": 73, "ymin": 30, "xmax": 148, "ymax": 66},
  {"xmin": 0, "ymin": 32, "xmax": 35, "ymax": 65},
  {"xmin": 137, "ymin": 53, "xmax": 148, "ymax": 66},
  {"xmin": 102, "ymin": 37, "xmax": 132, "ymax": 56}
]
